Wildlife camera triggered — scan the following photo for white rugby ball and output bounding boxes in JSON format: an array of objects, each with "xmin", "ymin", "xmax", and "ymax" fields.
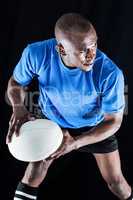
[{"xmin": 8, "ymin": 119, "xmax": 63, "ymax": 162}]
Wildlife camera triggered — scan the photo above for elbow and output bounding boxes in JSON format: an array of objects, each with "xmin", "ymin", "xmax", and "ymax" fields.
[
  {"xmin": 7, "ymin": 77, "xmax": 17, "ymax": 96},
  {"xmin": 6, "ymin": 76, "xmax": 23, "ymax": 100},
  {"xmin": 110, "ymin": 117, "xmax": 122, "ymax": 133},
  {"xmin": 114, "ymin": 121, "xmax": 121, "ymax": 132},
  {"xmin": 104, "ymin": 112, "xmax": 123, "ymax": 133}
]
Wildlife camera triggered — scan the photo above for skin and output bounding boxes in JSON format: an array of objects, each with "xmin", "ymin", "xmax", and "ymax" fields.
[
  {"xmin": 6, "ymin": 28, "xmax": 131, "ymax": 199},
  {"xmin": 55, "ymin": 27, "xmax": 97, "ymax": 72},
  {"xmin": 6, "ymin": 78, "xmax": 36, "ymax": 144}
]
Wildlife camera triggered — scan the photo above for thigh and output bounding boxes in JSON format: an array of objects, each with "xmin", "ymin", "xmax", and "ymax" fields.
[
  {"xmin": 77, "ymin": 134, "xmax": 118, "ymax": 154},
  {"xmin": 93, "ymin": 150, "xmax": 122, "ymax": 182}
]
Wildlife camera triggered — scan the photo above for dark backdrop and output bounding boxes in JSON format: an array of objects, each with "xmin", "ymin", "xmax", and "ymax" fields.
[{"xmin": 0, "ymin": 0, "xmax": 132, "ymax": 199}]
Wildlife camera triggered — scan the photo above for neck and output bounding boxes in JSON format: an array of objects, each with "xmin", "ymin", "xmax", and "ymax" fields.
[{"xmin": 60, "ymin": 55, "xmax": 77, "ymax": 69}]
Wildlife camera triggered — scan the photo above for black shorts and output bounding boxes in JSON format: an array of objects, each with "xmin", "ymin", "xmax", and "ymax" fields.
[
  {"xmin": 36, "ymin": 110, "xmax": 118, "ymax": 154},
  {"xmin": 67, "ymin": 126, "xmax": 118, "ymax": 154}
]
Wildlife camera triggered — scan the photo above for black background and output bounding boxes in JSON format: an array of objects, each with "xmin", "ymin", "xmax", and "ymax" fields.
[{"xmin": 0, "ymin": 0, "xmax": 132, "ymax": 199}]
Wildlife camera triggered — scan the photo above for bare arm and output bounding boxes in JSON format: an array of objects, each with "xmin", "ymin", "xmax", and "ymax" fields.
[
  {"xmin": 7, "ymin": 76, "xmax": 28, "ymax": 110},
  {"xmin": 74, "ymin": 112, "xmax": 123, "ymax": 148},
  {"xmin": 6, "ymin": 76, "xmax": 35, "ymax": 143}
]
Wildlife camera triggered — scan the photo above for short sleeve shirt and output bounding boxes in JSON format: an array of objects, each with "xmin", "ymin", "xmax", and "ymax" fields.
[{"xmin": 13, "ymin": 38, "xmax": 125, "ymax": 128}]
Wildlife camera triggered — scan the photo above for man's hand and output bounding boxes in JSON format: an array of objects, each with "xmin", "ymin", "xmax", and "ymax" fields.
[
  {"xmin": 6, "ymin": 106, "xmax": 36, "ymax": 144},
  {"xmin": 50, "ymin": 129, "xmax": 77, "ymax": 159}
]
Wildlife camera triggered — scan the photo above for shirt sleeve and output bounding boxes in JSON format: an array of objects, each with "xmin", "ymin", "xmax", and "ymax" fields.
[
  {"xmin": 101, "ymin": 69, "xmax": 125, "ymax": 114},
  {"xmin": 13, "ymin": 45, "xmax": 36, "ymax": 86}
]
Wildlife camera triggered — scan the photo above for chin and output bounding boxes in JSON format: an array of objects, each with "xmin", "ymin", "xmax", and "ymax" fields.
[{"xmin": 80, "ymin": 65, "xmax": 93, "ymax": 72}]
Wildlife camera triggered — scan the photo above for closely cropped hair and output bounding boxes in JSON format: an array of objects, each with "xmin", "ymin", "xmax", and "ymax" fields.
[{"xmin": 55, "ymin": 13, "xmax": 93, "ymax": 34}]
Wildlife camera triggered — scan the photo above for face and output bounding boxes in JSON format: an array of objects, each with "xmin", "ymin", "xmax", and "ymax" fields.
[{"xmin": 55, "ymin": 30, "xmax": 97, "ymax": 71}]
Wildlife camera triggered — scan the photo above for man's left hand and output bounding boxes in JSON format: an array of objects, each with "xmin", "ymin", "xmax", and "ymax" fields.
[{"xmin": 50, "ymin": 129, "xmax": 77, "ymax": 159}]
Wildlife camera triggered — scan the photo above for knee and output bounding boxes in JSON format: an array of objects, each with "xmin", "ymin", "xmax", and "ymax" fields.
[
  {"xmin": 105, "ymin": 173, "xmax": 124, "ymax": 188},
  {"xmin": 22, "ymin": 160, "xmax": 53, "ymax": 187}
]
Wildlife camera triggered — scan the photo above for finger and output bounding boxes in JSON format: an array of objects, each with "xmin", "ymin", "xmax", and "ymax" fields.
[
  {"xmin": 14, "ymin": 120, "xmax": 21, "ymax": 136},
  {"xmin": 9, "ymin": 114, "xmax": 14, "ymax": 127},
  {"xmin": 6, "ymin": 136, "xmax": 11, "ymax": 144},
  {"xmin": 50, "ymin": 150, "xmax": 61, "ymax": 158},
  {"xmin": 6, "ymin": 134, "xmax": 11, "ymax": 144},
  {"xmin": 7, "ymin": 117, "xmax": 19, "ymax": 143},
  {"xmin": 7, "ymin": 119, "xmax": 17, "ymax": 144},
  {"xmin": 53, "ymin": 151, "xmax": 66, "ymax": 159},
  {"xmin": 63, "ymin": 130, "xmax": 70, "ymax": 137},
  {"xmin": 28, "ymin": 114, "xmax": 36, "ymax": 121},
  {"xmin": 50, "ymin": 147, "xmax": 64, "ymax": 158},
  {"xmin": 12, "ymin": 115, "xmax": 17, "ymax": 128},
  {"xmin": 45, "ymin": 157, "xmax": 55, "ymax": 162},
  {"xmin": 56, "ymin": 153, "xmax": 64, "ymax": 159},
  {"xmin": 7, "ymin": 116, "xmax": 14, "ymax": 144},
  {"xmin": 6, "ymin": 127, "xmax": 14, "ymax": 144}
]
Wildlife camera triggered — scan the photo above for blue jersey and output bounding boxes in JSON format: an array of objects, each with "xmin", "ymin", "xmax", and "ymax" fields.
[{"xmin": 13, "ymin": 38, "xmax": 125, "ymax": 128}]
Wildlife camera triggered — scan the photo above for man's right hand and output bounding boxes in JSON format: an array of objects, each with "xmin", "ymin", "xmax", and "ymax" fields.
[{"xmin": 6, "ymin": 106, "xmax": 36, "ymax": 144}]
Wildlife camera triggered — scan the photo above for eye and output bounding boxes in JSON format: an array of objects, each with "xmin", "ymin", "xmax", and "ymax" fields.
[
  {"xmin": 79, "ymin": 51, "xmax": 85, "ymax": 54},
  {"xmin": 80, "ymin": 48, "xmax": 89, "ymax": 54}
]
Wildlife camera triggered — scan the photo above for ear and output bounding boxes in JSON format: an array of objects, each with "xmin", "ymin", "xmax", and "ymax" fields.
[{"xmin": 56, "ymin": 43, "xmax": 67, "ymax": 56}]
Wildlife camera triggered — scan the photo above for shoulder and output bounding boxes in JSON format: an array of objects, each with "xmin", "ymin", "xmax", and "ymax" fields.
[
  {"xmin": 23, "ymin": 38, "xmax": 57, "ymax": 73},
  {"xmin": 96, "ymin": 49, "xmax": 123, "ymax": 80},
  {"xmin": 26, "ymin": 38, "xmax": 57, "ymax": 57},
  {"xmin": 92, "ymin": 49, "xmax": 124, "ymax": 92}
]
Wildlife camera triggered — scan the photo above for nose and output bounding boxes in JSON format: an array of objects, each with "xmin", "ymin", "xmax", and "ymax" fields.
[
  {"xmin": 85, "ymin": 55, "xmax": 92, "ymax": 62},
  {"xmin": 81, "ymin": 53, "xmax": 92, "ymax": 65}
]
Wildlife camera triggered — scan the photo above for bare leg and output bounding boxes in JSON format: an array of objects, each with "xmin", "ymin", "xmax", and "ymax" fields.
[
  {"xmin": 22, "ymin": 159, "xmax": 54, "ymax": 187},
  {"xmin": 93, "ymin": 150, "xmax": 131, "ymax": 200}
]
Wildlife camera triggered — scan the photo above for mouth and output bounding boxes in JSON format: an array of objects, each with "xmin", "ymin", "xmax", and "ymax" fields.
[
  {"xmin": 80, "ymin": 62, "xmax": 94, "ymax": 72},
  {"xmin": 81, "ymin": 60, "xmax": 93, "ymax": 66},
  {"xmin": 82, "ymin": 62, "xmax": 94, "ymax": 68}
]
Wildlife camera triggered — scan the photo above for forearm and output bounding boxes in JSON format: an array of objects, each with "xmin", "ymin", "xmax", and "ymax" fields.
[
  {"xmin": 7, "ymin": 76, "xmax": 27, "ymax": 110},
  {"xmin": 74, "ymin": 118, "xmax": 121, "ymax": 149}
]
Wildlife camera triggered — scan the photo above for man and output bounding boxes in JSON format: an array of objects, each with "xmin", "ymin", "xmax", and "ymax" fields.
[{"xmin": 6, "ymin": 13, "xmax": 132, "ymax": 200}]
